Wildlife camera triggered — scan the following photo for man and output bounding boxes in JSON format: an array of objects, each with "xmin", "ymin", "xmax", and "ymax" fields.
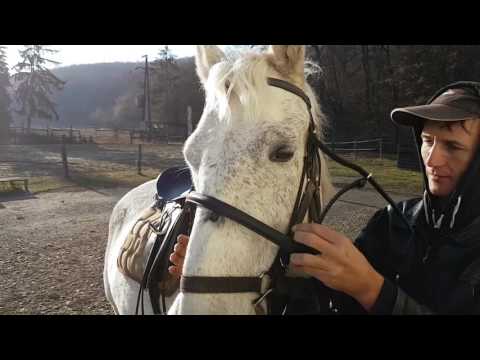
[{"xmin": 170, "ymin": 81, "xmax": 480, "ymax": 314}]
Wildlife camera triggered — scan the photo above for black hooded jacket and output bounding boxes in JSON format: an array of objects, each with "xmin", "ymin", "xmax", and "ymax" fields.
[
  {"xmin": 326, "ymin": 126, "xmax": 480, "ymax": 315},
  {"xmin": 342, "ymin": 197, "xmax": 480, "ymax": 314}
]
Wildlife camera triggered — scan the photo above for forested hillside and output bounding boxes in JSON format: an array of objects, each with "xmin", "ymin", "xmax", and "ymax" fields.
[
  {"xmin": 10, "ymin": 57, "xmax": 205, "ymax": 131},
  {"xmin": 306, "ymin": 45, "xmax": 480, "ymax": 146}
]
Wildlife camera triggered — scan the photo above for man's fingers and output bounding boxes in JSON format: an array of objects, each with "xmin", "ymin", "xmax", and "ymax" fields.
[
  {"xmin": 293, "ymin": 230, "xmax": 336, "ymax": 255},
  {"xmin": 292, "ymin": 223, "xmax": 345, "ymax": 245},
  {"xmin": 290, "ymin": 253, "xmax": 330, "ymax": 270},
  {"xmin": 177, "ymin": 234, "xmax": 189, "ymax": 245},
  {"xmin": 173, "ymin": 242, "xmax": 187, "ymax": 257},
  {"xmin": 169, "ymin": 252, "xmax": 184, "ymax": 266},
  {"xmin": 168, "ymin": 235, "xmax": 189, "ymax": 278},
  {"xmin": 168, "ymin": 265, "xmax": 182, "ymax": 277},
  {"xmin": 290, "ymin": 264, "xmax": 331, "ymax": 282}
]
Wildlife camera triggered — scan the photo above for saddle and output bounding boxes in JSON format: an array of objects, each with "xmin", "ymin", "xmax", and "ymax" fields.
[{"xmin": 117, "ymin": 166, "xmax": 195, "ymax": 314}]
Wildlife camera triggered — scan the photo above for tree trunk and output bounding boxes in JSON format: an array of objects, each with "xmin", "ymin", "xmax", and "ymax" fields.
[
  {"xmin": 0, "ymin": 116, "xmax": 8, "ymax": 144},
  {"xmin": 326, "ymin": 47, "xmax": 344, "ymax": 140},
  {"xmin": 327, "ymin": 46, "xmax": 344, "ymax": 116},
  {"xmin": 27, "ymin": 114, "xmax": 32, "ymax": 134},
  {"xmin": 361, "ymin": 45, "xmax": 372, "ymax": 118},
  {"xmin": 384, "ymin": 45, "xmax": 400, "ymax": 151},
  {"xmin": 311, "ymin": 45, "xmax": 324, "ymax": 63}
]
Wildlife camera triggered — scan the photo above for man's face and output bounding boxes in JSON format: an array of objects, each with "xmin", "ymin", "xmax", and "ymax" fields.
[{"xmin": 421, "ymin": 119, "xmax": 480, "ymax": 197}]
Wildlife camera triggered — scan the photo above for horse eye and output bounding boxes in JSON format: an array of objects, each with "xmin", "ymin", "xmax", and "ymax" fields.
[
  {"xmin": 269, "ymin": 145, "xmax": 294, "ymax": 162},
  {"xmin": 225, "ymin": 80, "xmax": 231, "ymax": 92}
]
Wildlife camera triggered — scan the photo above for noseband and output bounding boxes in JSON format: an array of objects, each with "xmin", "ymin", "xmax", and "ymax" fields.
[{"xmin": 180, "ymin": 77, "xmax": 413, "ymax": 314}]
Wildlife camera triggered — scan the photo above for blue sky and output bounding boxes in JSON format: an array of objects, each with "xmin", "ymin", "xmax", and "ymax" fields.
[{"xmin": 5, "ymin": 45, "xmax": 227, "ymax": 70}]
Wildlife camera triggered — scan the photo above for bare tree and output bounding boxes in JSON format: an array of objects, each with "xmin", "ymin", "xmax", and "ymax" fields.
[
  {"xmin": 151, "ymin": 46, "xmax": 180, "ymax": 141},
  {"xmin": 0, "ymin": 46, "xmax": 12, "ymax": 143},
  {"xmin": 361, "ymin": 45, "xmax": 372, "ymax": 118}
]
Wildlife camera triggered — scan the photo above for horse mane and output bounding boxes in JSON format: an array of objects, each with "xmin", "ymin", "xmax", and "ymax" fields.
[{"xmin": 202, "ymin": 49, "xmax": 328, "ymax": 141}]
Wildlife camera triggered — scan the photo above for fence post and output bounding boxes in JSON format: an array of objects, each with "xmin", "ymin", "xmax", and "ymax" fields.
[
  {"xmin": 353, "ymin": 139, "xmax": 357, "ymax": 160},
  {"xmin": 187, "ymin": 105, "xmax": 193, "ymax": 140},
  {"xmin": 379, "ymin": 138, "xmax": 383, "ymax": 160},
  {"xmin": 137, "ymin": 144, "xmax": 143, "ymax": 175},
  {"xmin": 61, "ymin": 136, "xmax": 70, "ymax": 179}
]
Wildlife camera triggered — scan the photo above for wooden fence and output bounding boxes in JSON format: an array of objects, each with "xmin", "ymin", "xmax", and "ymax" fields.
[
  {"xmin": 0, "ymin": 142, "xmax": 186, "ymax": 180},
  {"xmin": 8, "ymin": 126, "xmax": 188, "ymax": 145},
  {"xmin": 326, "ymin": 138, "xmax": 385, "ymax": 160}
]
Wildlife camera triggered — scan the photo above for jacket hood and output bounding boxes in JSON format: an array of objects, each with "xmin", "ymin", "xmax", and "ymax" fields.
[{"xmin": 411, "ymin": 125, "xmax": 480, "ymax": 236}]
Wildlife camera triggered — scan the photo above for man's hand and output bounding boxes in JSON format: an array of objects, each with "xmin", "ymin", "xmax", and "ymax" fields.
[
  {"xmin": 290, "ymin": 223, "xmax": 384, "ymax": 311},
  {"xmin": 168, "ymin": 234, "xmax": 189, "ymax": 278}
]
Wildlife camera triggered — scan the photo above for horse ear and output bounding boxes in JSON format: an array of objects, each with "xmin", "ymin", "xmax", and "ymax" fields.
[
  {"xmin": 267, "ymin": 45, "xmax": 305, "ymax": 84},
  {"xmin": 195, "ymin": 45, "xmax": 226, "ymax": 85}
]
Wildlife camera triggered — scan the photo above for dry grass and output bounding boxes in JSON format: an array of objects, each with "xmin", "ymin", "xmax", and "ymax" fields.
[
  {"xmin": 1, "ymin": 144, "xmax": 423, "ymax": 196},
  {"xmin": 0, "ymin": 170, "xmax": 160, "ymax": 195},
  {"xmin": 0, "ymin": 143, "xmax": 186, "ymax": 195}
]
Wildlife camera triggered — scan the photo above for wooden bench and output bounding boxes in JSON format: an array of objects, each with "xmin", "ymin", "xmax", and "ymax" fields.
[{"xmin": 0, "ymin": 177, "xmax": 29, "ymax": 192}]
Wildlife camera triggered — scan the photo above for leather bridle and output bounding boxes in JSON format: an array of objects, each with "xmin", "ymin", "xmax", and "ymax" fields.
[{"xmin": 178, "ymin": 77, "xmax": 413, "ymax": 314}]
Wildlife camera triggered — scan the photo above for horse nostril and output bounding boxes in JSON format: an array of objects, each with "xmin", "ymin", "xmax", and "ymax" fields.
[
  {"xmin": 208, "ymin": 211, "xmax": 220, "ymax": 222},
  {"xmin": 203, "ymin": 210, "xmax": 220, "ymax": 223}
]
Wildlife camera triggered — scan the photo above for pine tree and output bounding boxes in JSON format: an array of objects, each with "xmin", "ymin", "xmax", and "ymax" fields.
[
  {"xmin": 12, "ymin": 45, "xmax": 66, "ymax": 132},
  {"xmin": 0, "ymin": 46, "xmax": 11, "ymax": 143}
]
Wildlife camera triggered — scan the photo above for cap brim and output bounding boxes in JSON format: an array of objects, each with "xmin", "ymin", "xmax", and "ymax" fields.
[{"xmin": 391, "ymin": 104, "xmax": 476, "ymax": 127}]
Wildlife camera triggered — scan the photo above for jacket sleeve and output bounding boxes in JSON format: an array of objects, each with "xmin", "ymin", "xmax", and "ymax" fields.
[
  {"xmin": 333, "ymin": 271, "xmax": 437, "ymax": 315},
  {"xmin": 353, "ymin": 207, "xmax": 436, "ymax": 315},
  {"xmin": 370, "ymin": 276, "xmax": 435, "ymax": 315}
]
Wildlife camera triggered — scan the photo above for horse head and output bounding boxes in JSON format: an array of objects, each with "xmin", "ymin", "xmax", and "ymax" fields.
[{"xmin": 171, "ymin": 45, "xmax": 334, "ymax": 314}]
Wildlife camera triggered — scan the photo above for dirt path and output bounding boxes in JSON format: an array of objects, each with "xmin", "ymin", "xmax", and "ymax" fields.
[
  {"xmin": 0, "ymin": 187, "xmax": 130, "ymax": 314},
  {"xmin": 0, "ymin": 184, "xmax": 415, "ymax": 315}
]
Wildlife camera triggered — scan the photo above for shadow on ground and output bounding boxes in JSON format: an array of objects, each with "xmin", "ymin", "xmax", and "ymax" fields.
[{"xmin": 0, "ymin": 191, "xmax": 37, "ymax": 203}]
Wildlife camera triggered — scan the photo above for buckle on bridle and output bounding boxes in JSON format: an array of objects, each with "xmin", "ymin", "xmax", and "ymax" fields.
[
  {"xmin": 148, "ymin": 222, "xmax": 163, "ymax": 235},
  {"xmin": 252, "ymin": 288, "xmax": 274, "ymax": 315},
  {"xmin": 252, "ymin": 271, "xmax": 274, "ymax": 315}
]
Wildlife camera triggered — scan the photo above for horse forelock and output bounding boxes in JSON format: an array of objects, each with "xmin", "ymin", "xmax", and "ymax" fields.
[
  {"xmin": 204, "ymin": 51, "xmax": 267, "ymax": 125},
  {"xmin": 203, "ymin": 50, "xmax": 327, "ymax": 140}
]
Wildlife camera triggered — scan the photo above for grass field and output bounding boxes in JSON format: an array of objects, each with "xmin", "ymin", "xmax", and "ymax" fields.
[
  {"xmin": 327, "ymin": 156, "xmax": 423, "ymax": 195},
  {"xmin": 0, "ymin": 170, "xmax": 161, "ymax": 195},
  {"xmin": 0, "ymin": 143, "xmax": 423, "ymax": 196},
  {"xmin": 0, "ymin": 143, "xmax": 186, "ymax": 195}
]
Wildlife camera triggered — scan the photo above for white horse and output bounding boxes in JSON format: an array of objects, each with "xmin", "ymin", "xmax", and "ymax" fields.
[{"xmin": 103, "ymin": 45, "xmax": 334, "ymax": 314}]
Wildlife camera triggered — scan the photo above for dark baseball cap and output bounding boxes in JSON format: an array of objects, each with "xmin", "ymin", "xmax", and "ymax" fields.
[{"xmin": 391, "ymin": 82, "xmax": 480, "ymax": 127}]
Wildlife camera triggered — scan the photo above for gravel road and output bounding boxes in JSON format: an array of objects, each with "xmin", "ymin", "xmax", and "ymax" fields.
[{"xmin": 0, "ymin": 183, "xmax": 414, "ymax": 315}]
